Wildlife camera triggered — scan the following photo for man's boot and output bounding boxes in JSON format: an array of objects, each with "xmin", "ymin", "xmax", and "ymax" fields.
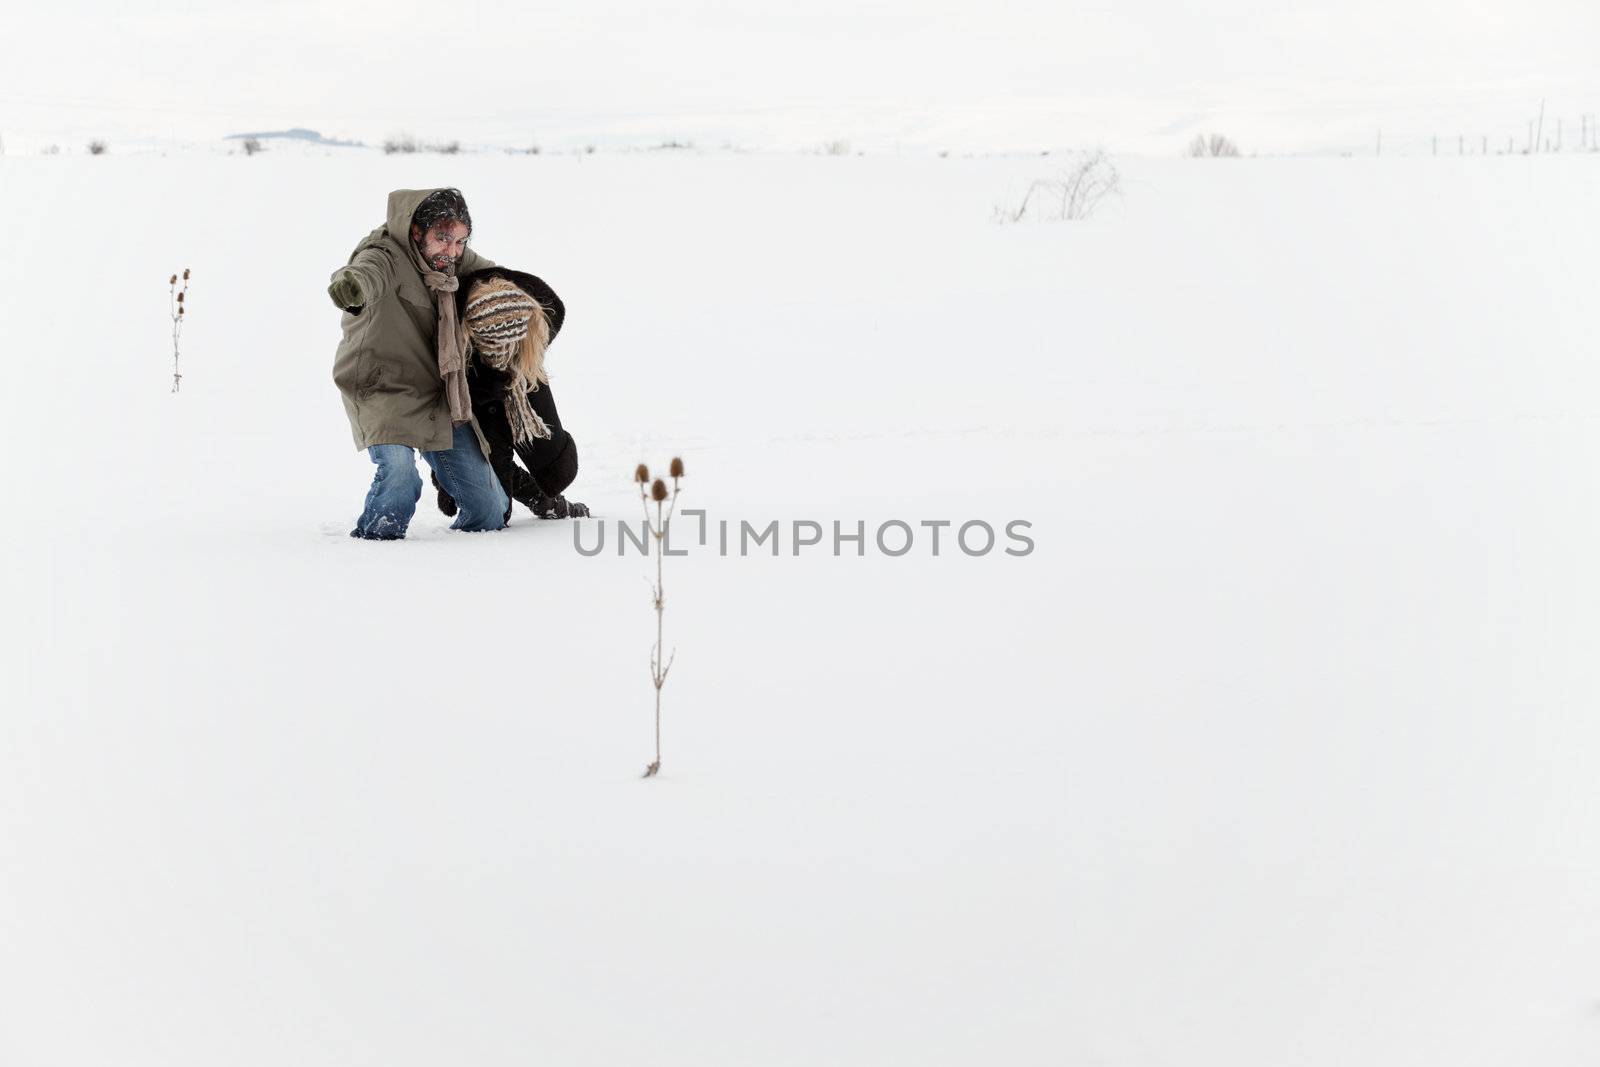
[{"xmin": 430, "ymin": 470, "xmax": 458, "ymax": 517}]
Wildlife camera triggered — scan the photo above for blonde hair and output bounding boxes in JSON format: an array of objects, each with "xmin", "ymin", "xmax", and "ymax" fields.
[{"xmin": 516, "ymin": 299, "xmax": 552, "ymax": 387}]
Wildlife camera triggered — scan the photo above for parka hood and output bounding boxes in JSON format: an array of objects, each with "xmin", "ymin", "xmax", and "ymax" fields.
[{"xmin": 384, "ymin": 188, "xmax": 444, "ymax": 243}]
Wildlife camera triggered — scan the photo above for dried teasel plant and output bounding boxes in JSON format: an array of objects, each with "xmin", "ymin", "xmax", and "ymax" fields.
[
  {"xmin": 169, "ymin": 268, "xmax": 191, "ymax": 392},
  {"xmin": 638, "ymin": 457, "xmax": 685, "ymax": 777}
]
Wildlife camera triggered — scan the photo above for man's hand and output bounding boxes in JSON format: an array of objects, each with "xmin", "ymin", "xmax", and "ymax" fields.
[{"xmin": 328, "ymin": 269, "xmax": 364, "ymax": 311}]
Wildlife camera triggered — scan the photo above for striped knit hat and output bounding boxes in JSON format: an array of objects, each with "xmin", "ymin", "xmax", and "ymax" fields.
[
  {"xmin": 464, "ymin": 277, "xmax": 544, "ymax": 353},
  {"xmin": 462, "ymin": 276, "xmax": 553, "ymax": 442}
]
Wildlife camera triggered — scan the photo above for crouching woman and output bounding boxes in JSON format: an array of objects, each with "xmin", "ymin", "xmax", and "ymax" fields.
[{"xmin": 433, "ymin": 267, "xmax": 590, "ymax": 520}]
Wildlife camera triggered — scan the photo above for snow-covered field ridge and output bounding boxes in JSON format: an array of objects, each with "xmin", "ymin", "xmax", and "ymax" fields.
[{"xmin": 2, "ymin": 149, "xmax": 1597, "ymax": 1065}]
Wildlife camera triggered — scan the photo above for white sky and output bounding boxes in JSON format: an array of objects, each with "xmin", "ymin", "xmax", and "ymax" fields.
[{"xmin": 3, "ymin": 0, "xmax": 1596, "ymax": 154}]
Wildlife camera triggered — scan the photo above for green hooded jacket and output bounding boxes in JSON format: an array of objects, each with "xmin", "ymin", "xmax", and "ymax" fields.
[{"xmin": 330, "ymin": 188, "xmax": 497, "ymax": 452}]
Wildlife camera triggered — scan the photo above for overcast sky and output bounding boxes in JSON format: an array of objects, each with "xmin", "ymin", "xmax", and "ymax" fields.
[{"xmin": 3, "ymin": 0, "xmax": 1596, "ymax": 153}]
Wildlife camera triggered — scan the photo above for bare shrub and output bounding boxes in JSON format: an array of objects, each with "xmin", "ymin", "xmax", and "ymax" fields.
[
  {"xmin": 43, "ymin": 144, "xmax": 61, "ymax": 156},
  {"xmin": 992, "ymin": 149, "xmax": 1121, "ymax": 224},
  {"xmin": 652, "ymin": 139, "xmax": 693, "ymax": 150},
  {"xmin": 242, "ymin": 137, "xmax": 264, "ymax": 156},
  {"xmin": 1188, "ymin": 133, "xmax": 1241, "ymax": 158},
  {"xmin": 383, "ymin": 134, "xmax": 461, "ymax": 155},
  {"xmin": 87, "ymin": 140, "xmax": 108, "ymax": 155},
  {"xmin": 821, "ymin": 139, "xmax": 851, "ymax": 156}
]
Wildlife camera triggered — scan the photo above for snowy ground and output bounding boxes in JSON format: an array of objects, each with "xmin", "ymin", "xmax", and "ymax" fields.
[{"xmin": 2, "ymin": 147, "xmax": 1598, "ymax": 1066}]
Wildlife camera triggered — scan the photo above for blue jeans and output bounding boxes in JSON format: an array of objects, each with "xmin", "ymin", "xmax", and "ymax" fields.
[{"xmin": 352, "ymin": 423, "xmax": 510, "ymax": 539}]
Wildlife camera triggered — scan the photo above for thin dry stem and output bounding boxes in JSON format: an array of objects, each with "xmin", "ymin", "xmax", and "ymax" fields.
[
  {"xmin": 640, "ymin": 470, "xmax": 683, "ymax": 778},
  {"xmin": 169, "ymin": 269, "xmax": 191, "ymax": 392}
]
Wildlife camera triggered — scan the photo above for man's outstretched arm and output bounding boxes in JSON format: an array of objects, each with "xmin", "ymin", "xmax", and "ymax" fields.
[{"xmin": 328, "ymin": 246, "xmax": 395, "ymax": 312}]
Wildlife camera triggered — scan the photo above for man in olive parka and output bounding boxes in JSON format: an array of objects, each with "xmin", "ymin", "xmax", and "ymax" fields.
[{"xmin": 329, "ymin": 187, "xmax": 510, "ymax": 539}]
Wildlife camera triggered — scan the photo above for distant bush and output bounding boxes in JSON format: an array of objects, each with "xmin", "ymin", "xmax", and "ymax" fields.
[
  {"xmin": 242, "ymin": 137, "xmax": 264, "ymax": 156},
  {"xmin": 383, "ymin": 134, "xmax": 462, "ymax": 155},
  {"xmin": 821, "ymin": 139, "xmax": 851, "ymax": 156},
  {"xmin": 43, "ymin": 144, "xmax": 61, "ymax": 156},
  {"xmin": 584, "ymin": 144, "xmax": 596, "ymax": 154},
  {"xmin": 527, "ymin": 144, "xmax": 541, "ymax": 155},
  {"xmin": 652, "ymin": 139, "xmax": 693, "ymax": 150},
  {"xmin": 992, "ymin": 149, "xmax": 1121, "ymax": 224},
  {"xmin": 87, "ymin": 140, "xmax": 108, "ymax": 155},
  {"xmin": 1188, "ymin": 133, "xmax": 1241, "ymax": 158}
]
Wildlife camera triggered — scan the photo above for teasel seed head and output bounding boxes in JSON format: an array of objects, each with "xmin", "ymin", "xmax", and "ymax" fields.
[
  {"xmin": 183, "ymin": 268, "xmax": 190, "ymax": 281},
  {"xmin": 651, "ymin": 479, "xmax": 668, "ymax": 502},
  {"xmin": 669, "ymin": 457, "xmax": 684, "ymax": 479},
  {"xmin": 635, "ymin": 463, "xmax": 649, "ymax": 484},
  {"xmin": 176, "ymin": 291, "xmax": 184, "ymax": 303},
  {"xmin": 169, "ymin": 274, "xmax": 177, "ymax": 286}
]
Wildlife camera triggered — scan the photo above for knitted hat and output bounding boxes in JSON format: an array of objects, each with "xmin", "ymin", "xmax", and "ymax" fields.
[{"xmin": 463, "ymin": 276, "xmax": 540, "ymax": 354}]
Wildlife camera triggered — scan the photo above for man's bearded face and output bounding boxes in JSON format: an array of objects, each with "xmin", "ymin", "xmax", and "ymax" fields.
[{"xmin": 411, "ymin": 220, "xmax": 470, "ymax": 274}]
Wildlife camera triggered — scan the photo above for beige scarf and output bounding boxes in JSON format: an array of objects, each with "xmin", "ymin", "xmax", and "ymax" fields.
[
  {"xmin": 407, "ymin": 243, "xmax": 472, "ymax": 425},
  {"xmin": 475, "ymin": 341, "xmax": 552, "ymax": 444}
]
